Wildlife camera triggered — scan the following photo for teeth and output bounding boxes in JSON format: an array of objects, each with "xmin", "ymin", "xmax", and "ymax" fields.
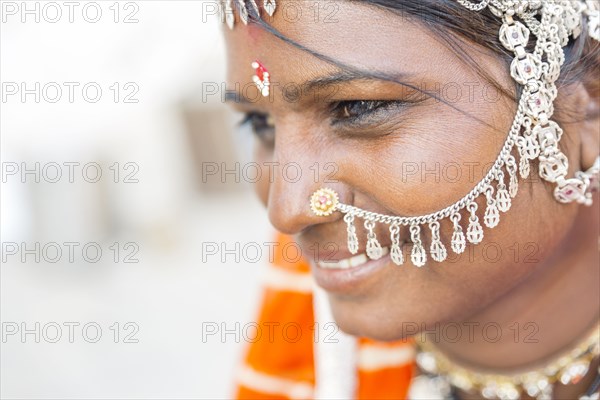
[{"xmin": 318, "ymin": 247, "xmax": 389, "ymax": 269}]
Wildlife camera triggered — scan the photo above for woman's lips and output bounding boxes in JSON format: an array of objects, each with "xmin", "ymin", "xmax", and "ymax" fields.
[{"xmin": 310, "ymin": 244, "xmax": 405, "ymax": 294}]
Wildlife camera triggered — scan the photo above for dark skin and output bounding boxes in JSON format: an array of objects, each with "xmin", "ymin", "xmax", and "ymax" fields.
[{"xmin": 224, "ymin": 1, "xmax": 600, "ymax": 398}]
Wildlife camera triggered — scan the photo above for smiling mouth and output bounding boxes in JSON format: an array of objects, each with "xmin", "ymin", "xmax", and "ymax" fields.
[
  {"xmin": 309, "ymin": 238, "xmax": 414, "ymax": 293},
  {"xmin": 317, "ymin": 247, "xmax": 391, "ymax": 269},
  {"xmin": 314, "ymin": 234, "xmax": 414, "ymax": 270}
]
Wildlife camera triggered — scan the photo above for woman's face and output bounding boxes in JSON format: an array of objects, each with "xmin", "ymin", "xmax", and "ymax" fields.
[{"xmin": 223, "ymin": 1, "xmax": 581, "ymax": 340}]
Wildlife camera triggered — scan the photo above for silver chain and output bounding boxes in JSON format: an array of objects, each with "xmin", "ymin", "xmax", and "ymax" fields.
[
  {"xmin": 456, "ymin": 0, "xmax": 491, "ymax": 11},
  {"xmin": 336, "ymin": 91, "xmax": 528, "ymax": 227},
  {"xmin": 327, "ymin": 0, "xmax": 600, "ymax": 276}
]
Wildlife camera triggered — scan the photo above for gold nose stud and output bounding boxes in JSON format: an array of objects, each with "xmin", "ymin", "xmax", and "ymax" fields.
[{"xmin": 310, "ymin": 188, "xmax": 339, "ymax": 216}]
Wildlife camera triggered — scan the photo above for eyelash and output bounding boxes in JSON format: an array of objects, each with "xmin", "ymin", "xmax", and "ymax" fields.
[
  {"xmin": 329, "ymin": 100, "xmax": 406, "ymax": 126},
  {"xmin": 238, "ymin": 112, "xmax": 275, "ymax": 146},
  {"xmin": 239, "ymin": 99, "xmax": 405, "ymax": 139}
]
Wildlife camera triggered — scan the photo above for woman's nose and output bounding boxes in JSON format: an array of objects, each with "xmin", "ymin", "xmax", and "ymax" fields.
[{"xmin": 265, "ymin": 124, "xmax": 341, "ymax": 235}]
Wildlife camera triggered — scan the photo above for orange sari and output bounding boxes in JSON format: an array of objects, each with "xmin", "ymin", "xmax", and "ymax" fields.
[{"xmin": 235, "ymin": 234, "xmax": 416, "ymax": 399}]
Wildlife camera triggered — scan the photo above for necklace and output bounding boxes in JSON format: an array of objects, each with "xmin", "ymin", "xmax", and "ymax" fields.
[{"xmin": 413, "ymin": 322, "xmax": 600, "ymax": 400}]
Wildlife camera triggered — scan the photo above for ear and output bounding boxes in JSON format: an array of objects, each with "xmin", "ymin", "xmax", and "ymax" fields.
[
  {"xmin": 580, "ymin": 92, "xmax": 600, "ymax": 171},
  {"xmin": 556, "ymin": 82, "xmax": 600, "ymax": 171}
]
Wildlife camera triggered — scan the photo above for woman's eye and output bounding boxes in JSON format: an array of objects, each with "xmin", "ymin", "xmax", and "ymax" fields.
[
  {"xmin": 330, "ymin": 100, "xmax": 405, "ymax": 125},
  {"xmin": 239, "ymin": 112, "xmax": 275, "ymax": 145}
]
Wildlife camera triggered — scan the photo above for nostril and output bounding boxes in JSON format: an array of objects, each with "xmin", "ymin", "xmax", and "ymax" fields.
[
  {"xmin": 265, "ymin": 188, "xmax": 319, "ymax": 236},
  {"xmin": 266, "ymin": 181, "xmax": 348, "ymax": 236}
]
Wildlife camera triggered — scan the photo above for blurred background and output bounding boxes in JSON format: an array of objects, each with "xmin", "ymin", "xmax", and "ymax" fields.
[{"xmin": 1, "ymin": 1, "xmax": 274, "ymax": 398}]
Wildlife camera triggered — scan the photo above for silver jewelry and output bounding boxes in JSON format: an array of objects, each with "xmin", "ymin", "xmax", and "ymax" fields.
[
  {"xmin": 308, "ymin": 1, "xmax": 600, "ymax": 268},
  {"xmin": 263, "ymin": 0, "xmax": 276, "ymax": 17},
  {"xmin": 220, "ymin": 0, "xmax": 600, "ymax": 267},
  {"xmin": 220, "ymin": 0, "xmax": 277, "ymax": 29},
  {"xmin": 413, "ymin": 321, "xmax": 600, "ymax": 400},
  {"xmin": 223, "ymin": 0, "xmax": 235, "ymax": 30},
  {"xmin": 237, "ymin": 0, "xmax": 249, "ymax": 25}
]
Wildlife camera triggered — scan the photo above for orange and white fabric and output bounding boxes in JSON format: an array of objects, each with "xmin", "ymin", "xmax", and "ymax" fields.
[{"xmin": 235, "ymin": 234, "xmax": 417, "ymax": 399}]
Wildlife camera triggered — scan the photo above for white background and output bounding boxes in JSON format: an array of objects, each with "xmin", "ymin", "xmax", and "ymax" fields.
[{"xmin": 1, "ymin": 1, "xmax": 274, "ymax": 398}]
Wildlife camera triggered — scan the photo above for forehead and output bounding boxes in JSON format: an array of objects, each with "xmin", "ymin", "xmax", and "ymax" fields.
[{"xmin": 223, "ymin": 0, "xmax": 502, "ymax": 94}]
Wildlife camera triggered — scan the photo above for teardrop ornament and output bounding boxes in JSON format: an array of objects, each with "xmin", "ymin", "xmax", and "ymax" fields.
[
  {"xmin": 263, "ymin": 0, "xmax": 276, "ymax": 16},
  {"xmin": 237, "ymin": 0, "xmax": 249, "ymax": 24},
  {"xmin": 365, "ymin": 220, "xmax": 383, "ymax": 260},
  {"xmin": 519, "ymin": 157, "xmax": 531, "ymax": 179},
  {"xmin": 411, "ymin": 244, "xmax": 427, "ymax": 267},
  {"xmin": 467, "ymin": 217, "xmax": 484, "ymax": 244},
  {"xmin": 497, "ymin": 188, "xmax": 512, "ymax": 212},
  {"xmin": 225, "ymin": 0, "xmax": 235, "ymax": 29},
  {"xmin": 450, "ymin": 213, "xmax": 466, "ymax": 254},
  {"xmin": 484, "ymin": 198, "xmax": 500, "ymax": 228},
  {"xmin": 410, "ymin": 225, "xmax": 427, "ymax": 267},
  {"xmin": 451, "ymin": 228, "xmax": 466, "ymax": 254},
  {"xmin": 523, "ymin": 133, "xmax": 540, "ymax": 160},
  {"xmin": 429, "ymin": 222, "xmax": 447, "ymax": 262},
  {"xmin": 506, "ymin": 157, "xmax": 519, "ymax": 198},
  {"xmin": 390, "ymin": 222, "xmax": 404, "ymax": 266},
  {"xmin": 344, "ymin": 213, "xmax": 359, "ymax": 255},
  {"xmin": 391, "ymin": 242, "xmax": 404, "ymax": 265},
  {"xmin": 366, "ymin": 237, "xmax": 383, "ymax": 260},
  {"xmin": 509, "ymin": 173, "xmax": 519, "ymax": 198},
  {"xmin": 466, "ymin": 203, "xmax": 484, "ymax": 244}
]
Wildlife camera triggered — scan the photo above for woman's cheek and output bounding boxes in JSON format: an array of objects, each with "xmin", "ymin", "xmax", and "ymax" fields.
[{"xmin": 346, "ymin": 134, "xmax": 495, "ymax": 217}]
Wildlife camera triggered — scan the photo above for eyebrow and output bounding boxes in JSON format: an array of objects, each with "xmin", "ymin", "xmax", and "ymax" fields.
[
  {"xmin": 224, "ymin": 70, "xmax": 415, "ymax": 104},
  {"xmin": 302, "ymin": 70, "xmax": 414, "ymax": 93}
]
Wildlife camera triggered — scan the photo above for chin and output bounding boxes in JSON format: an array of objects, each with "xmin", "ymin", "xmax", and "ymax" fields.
[{"xmin": 327, "ymin": 295, "xmax": 428, "ymax": 342}]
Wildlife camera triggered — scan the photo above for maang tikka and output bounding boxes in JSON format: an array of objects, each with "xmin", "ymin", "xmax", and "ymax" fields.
[{"xmin": 221, "ymin": 0, "xmax": 600, "ymax": 268}]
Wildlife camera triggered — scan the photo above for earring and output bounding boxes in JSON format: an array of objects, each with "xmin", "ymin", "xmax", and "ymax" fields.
[{"xmin": 251, "ymin": 60, "xmax": 270, "ymax": 97}]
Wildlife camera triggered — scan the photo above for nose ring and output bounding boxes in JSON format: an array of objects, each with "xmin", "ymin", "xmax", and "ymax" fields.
[{"xmin": 310, "ymin": 188, "xmax": 339, "ymax": 216}]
